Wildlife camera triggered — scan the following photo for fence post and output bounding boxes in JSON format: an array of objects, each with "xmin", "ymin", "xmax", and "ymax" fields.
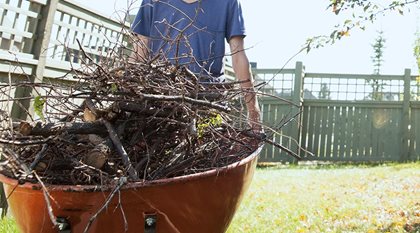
[
  {"xmin": 10, "ymin": 0, "xmax": 59, "ymax": 120},
  {"xmin": 401, "ymin": 68, "xmax": 411, "ymax": 161},
  {"xmin": 290, "ymin": 61, "xmax": 304, "ymax": 163}
]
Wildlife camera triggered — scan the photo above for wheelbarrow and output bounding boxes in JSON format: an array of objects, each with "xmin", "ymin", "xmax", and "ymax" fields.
[{"xmin": 0, "ymin": 145, "xmax": 262, "ymax": 233}]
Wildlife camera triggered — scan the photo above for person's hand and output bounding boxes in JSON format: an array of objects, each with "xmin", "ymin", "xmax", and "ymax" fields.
[{"xmin": 246, "ymin": 110, "xmax": 266, "ymax": 145}]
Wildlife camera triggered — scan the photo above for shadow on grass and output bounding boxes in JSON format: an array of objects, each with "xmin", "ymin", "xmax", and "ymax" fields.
[{"xmin": 257, "ymin": 160, "xmax": 420, "ymax": 170}]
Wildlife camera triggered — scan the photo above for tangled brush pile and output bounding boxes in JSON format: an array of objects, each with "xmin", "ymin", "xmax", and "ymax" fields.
[{"xmin": 0, "ymin": 61, "xmax": 262, "ymax": 185}]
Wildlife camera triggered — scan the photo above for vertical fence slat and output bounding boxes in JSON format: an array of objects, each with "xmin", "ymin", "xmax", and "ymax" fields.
[
  {"xmin": 383, "ymin": 109, "xmax": 393, "ymax": 159},
  {"xmin": 10, "ymin": 0, "xmax": 59, "ymax": 120},
  {"xmin": 307, "ymin": 106, "xmax": 315, "ymax": 155},
  {"xmin": 361, "ymin": 107, "xmax": 369, "ymax": 158},
  {"xmin": 325, "ymin": 106, "xmax": 334, "ymax": 159},
  {"xmin": 366, "ymin": 108, "xmax": 374, "ymax": 159},
  {"xmin": 359, "ymin": 107, "xmax": 367, "ymax": 158},
  {"xmin": 353, "ymin": 107, "xmax": 361, "ymax": 158},
  {"xmin": 371, "ymin": 109, "xmax": 379, "ymax": 159},
  {"xmin": 313, "ymin": 107, "xmax": 321, "ymax": 158},
  {"xmin": 332, "ymin": 106, "xmax": 340, "ymax": 159},
  {"xmin": 401, "ymin": 69, "xmax": 411, "ymax": 161},
  {"xmin": 274, "ymin": 104, "xmax": 284, "ymax": 161},
  {"xmin": 339, "ymin": 106, "xmax": 348, "ymax": 159},
  {"xmin": 260, "ymin": 103, "xmax": 269, "ymax": 161},
  {"xmin": 23, "ymin": 2, "xmax": 40, "ymax": 53},
  {"xmin": 409, "ymin": 104, "xmax": 418, "ymax": 160},
  {"xmin": 345, "ymin": 106, "xmax": 352, "ymax": 159},
  {"xmin": 414, "ymin": 106, "xmax": 420, "ymax": 160},
  {"xmin": 301, "ymin": 105, "xmax": 309, "ymax": 157},
  {"xmin": 266, "ymin": 104, "xmax": 274, "ymax": 160},
  {"xmin": 319, "ymin": 106, "xmax": 328, "ymax": 159}
]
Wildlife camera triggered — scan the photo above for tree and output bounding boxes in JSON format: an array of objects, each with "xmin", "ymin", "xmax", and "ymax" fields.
[
  {"xmin": 302, "ymin": 0, "xmax": 419, "ymax": 101},
  {"xmin": 318, "ymin": 83, "xmax": 331, "ymax": 99},
  {"xmin": 371, "ymin": 30, "xmax": 386, "ymax": 75},
  {"xmin": 414, "ymin": 31, "xmax": 420, "ymax": 99},
  {"xmin": 368, "ymin": 30, "xmax": 386, "ymax": 100},
  {"xmin": 305, "ymin": 0, "xmax": 419, "ymax": 52}
]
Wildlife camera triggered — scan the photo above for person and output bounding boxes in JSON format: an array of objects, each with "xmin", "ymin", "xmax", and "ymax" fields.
[{"xmin": 130, "ymin": 0, "xmax": 261, "ymax": 132}]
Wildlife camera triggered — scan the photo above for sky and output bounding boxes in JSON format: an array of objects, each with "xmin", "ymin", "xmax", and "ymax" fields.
[{"xmin": 74, "ymin": 0, "xmax": 420, "ymax": 75}]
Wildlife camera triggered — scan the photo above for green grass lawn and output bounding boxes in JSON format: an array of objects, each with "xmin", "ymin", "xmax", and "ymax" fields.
[
  {"xmin": 227, "ymin": 163, "xmax": 420, "ymax": 233},
  {"xmin": 1, "ymin": 163, "xmax": 419, "ymax": 233},
  {"xmin": 0, "ymin": 217, "xmax": 17, "ymax": 233}
]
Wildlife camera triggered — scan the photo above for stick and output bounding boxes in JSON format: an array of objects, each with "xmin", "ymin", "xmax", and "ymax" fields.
[
  {"xmin": 113, "ymin": 93, "xmax": 231, "ymax": 112},
  {"xmin": 101, "ymin": 119, "xmax": 138, "ymax": 180},
  {"xmin": 116, "ymin": 190, "xmax": 128, "ymax": 233},
  {"xmin": 33, "ymin": 172, "xmax": 60, "ymax": 230},
  {"xmin": 29, "ymin": 144, "xmax": 49, "ymax": 171},
  {"xmin": 85, "ymin": 99, "xmax": 137, "ymax": 178},
  {"xmin": 0, "ymin": 137, "xmax": 52, "ymax": 145},
  {"xmin": 27, "ymin": 122, "xmax": 107, "ymax": 136},
  {"xmin": 83, "ymin": 177, "xmax": 127, "ymax": 233},
  {"xmin": 4, "ymin": 148, "xmax": 31, "ymax": 175},
  {"xmin": 241, "ymin": 129, "xmax": 308, "ymax": 160},
  {"xmin": 264, "ymin": 139, "xmax": 302, "ymax": 160},
  {"xmin": 59, "ymin": 101, "xmax": 86, "ymax": 122}
]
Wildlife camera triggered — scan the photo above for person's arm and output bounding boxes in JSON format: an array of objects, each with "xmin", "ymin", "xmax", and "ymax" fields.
[
  {"xmin": 229, "ymin": 36, "xmax": 261, "ymax": 132},
  {"xmin": 129, "ymin": 34, "xmax": 150, "ymax": 63}
]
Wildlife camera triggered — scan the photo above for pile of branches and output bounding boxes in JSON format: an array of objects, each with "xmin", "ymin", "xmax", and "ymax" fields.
[{"xmin": 0, "ymin": 61, "xmax": 263, "ymax": 186}]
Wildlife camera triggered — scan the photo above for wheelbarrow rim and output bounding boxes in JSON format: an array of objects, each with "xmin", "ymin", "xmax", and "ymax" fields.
[{"xmin": 0, "ymin": 145, "xmax": 263, "ymax": 192}]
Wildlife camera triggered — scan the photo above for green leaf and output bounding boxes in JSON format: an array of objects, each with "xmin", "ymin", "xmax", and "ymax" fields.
[
  {"xmin": 196, "ymin": 114, "xmax": 223, "ymax": 138},
  {"xmin": 363, "ymin": 4, "xmax": 370, "ymax": 12},
  {"xmin": 210, "ymin": 114, "xmax": 223, "ymax": 127},
  {"xmin": 110, "ymin": 83, "xmax": 118, "ymax": 92},
  {"xmin": 330, "ymin": 30, "xmax": 338, "ymax": 39},
  {"xmin": 34, "ymin": 96, "xmax": 46, "ymax": 120}
]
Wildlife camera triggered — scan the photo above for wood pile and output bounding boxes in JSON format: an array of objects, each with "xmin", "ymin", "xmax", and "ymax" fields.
[{"xmin": 0, "ymin": 62, "xmax": 262, "ymax": 185}]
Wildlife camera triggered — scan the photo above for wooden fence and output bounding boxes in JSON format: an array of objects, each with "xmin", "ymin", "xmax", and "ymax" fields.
[
  {"xmin": 256, "ymin": 62, "xmax": 419, "ymax": 163},
  {"xmin": 0, "ymin": 0, "xmax": 129, "ymax": 119}
]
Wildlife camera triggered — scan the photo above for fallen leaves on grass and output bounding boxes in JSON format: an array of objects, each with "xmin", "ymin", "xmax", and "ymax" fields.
[{"xmin": 227, "ymin": 164, "xmax": 420, "ymax": 233}]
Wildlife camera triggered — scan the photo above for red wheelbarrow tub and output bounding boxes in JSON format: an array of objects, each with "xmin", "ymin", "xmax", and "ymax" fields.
[{"xmin": 0, "ymin": 145, "xmax": 262, "ymax": 233}]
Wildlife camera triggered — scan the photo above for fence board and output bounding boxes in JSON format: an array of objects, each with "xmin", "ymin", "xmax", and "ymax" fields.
[
  {"xmin": 389, "ymin": 109, "xmax": 401, "ymax": 159},
  {"xmin": 259, "ymin": 104, "xmax": 270, "ymax": 161},
  {"xmin": 313, "ymin": 107, "xmax": 322, "ymax": 157},
  {"xmin": 29, "ymin": 0, "xmax": 47, "ymax": 5},
  {"xmin": 366, "ymin": 108, "xmax": 374, "ymax": 158},
  {"xmin": 339, "ymin": 107, "xmax": 348, "ymax": 160},
  {"xmin": 274, "ymin": 102, "xmax": 283, "ymax": 160},
  {"xmin": 411, "ymin": 103, "xmax": 420, "ymax": 160},
  {"xmin": 352, "ymin": 107, "xmax": 361, "ymax": 158},
  {"xmin": 359, "ymin": 107, "xmax": 368, "ymax": 157},
  {"xmin": 0, "ymin": 2, "xmax": 38, "ymax": 18},
  {"xmin": 371, "ymin": 109, "xmax": 379, "ymax": 159},
  {"xmin": 57, "ymin": 2, "xmax": 127, "ymax": 32},
  {"xmin": 258, "ymin": 98, "xmax": 299, "ymax": 162},
  {"xmin": 266, "ymin": 104, "xmax": 274, "ymax": 160},
  {"xmin": 319, "ymin": 106, "xmax": 328, "ymax": 158},
  {"xmin": 296, "ymin": 99, "xmax": 407, "ymax": 162},
  {"xmin": 345, "ymin": 106, "xmax": 354, "ymax": 158},
  {"xmin": 325, "ymin": 106, "xmax": 334, "ymax": 159},
  {"xmin": 331, "ymin": 106, "xmax": 340, "ymax": 160},
  {"xmin": 307, "ymin": 105, "xmax": 316, "ymax": 155},
  {"xmin": 301, "ymin": 105, "xmax": 309, "ymax": 153}
]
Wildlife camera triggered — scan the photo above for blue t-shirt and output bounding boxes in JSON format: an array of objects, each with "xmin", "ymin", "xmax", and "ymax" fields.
[{"xmin": 131, "ymin": 0, "xmax": 246, "ymax": 78}]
